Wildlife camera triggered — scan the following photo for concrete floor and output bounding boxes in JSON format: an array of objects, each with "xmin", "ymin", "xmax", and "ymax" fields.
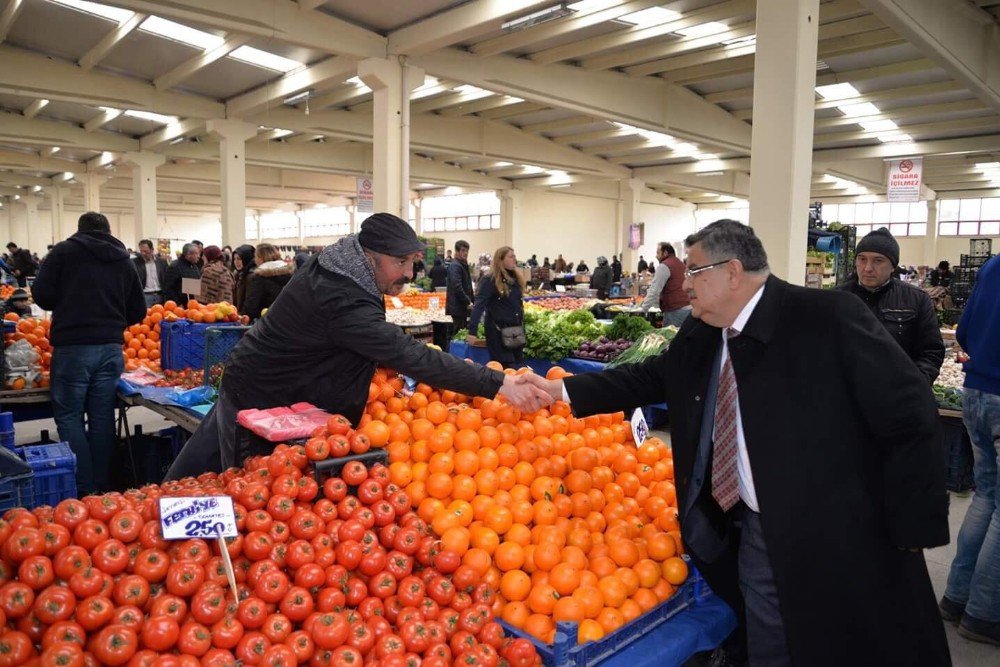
[{"xmin": 10, "ymin": 419, "xmax": 999, "ymax": 664}]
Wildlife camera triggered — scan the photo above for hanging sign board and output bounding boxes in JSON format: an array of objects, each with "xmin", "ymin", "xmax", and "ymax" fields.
[
  {"xmin": 887, "ymin": 158, "xmax": 922, "ymax": 203},
  {"xmin": 630, "ymin": 408, "xmax": 649, "ymax": 446},
  {"xmin": 356, "ymin": 177, "xmax": 374, "ymax": 213}
]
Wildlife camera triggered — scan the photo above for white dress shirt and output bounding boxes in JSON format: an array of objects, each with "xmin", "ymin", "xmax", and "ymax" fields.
[
  {"xmin": 716, "ymin": 284, "xmax": 765, "ymax": 512},
  {"xmin": 143, "ymin": 259, "xmax": 160, "ymax": 292}
]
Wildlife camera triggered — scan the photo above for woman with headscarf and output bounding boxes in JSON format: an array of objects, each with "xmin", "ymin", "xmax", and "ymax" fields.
[
  {"xmin": 199, "ymin": 245, "xmax": 234, "ymax": 304},
  {"xmin": 232, "ymin": 244, "xmax": 256, "ymax": 314},
  {"xmin": 468, "ymin": 246, "xmax": 526, "ymax": 368},
  {"xmin": 590, "ymin": 256, "xmax": 613, "ymax": 299}
]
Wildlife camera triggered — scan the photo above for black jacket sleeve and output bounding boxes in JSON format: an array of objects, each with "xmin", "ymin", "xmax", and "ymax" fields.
[
  {"xmin": 164, "ymin": 262, "xmax": 180, "ymax": 300},
  {"xmin": 30, "ymin": 246, "xmax": 63, "ymax": 310},
  {"xmin": 124, "ymin": 265, "xmax": 147, "ymax": 325},
  {"xmin": 243, "ymin": 274, "xmax": 264, "ymax": 320},
  {"xmin": 835, "ymin": 292, "xmax": 948, "ymax": 549},
  {"xmin": 447, "ymin": 263, "xmax": 472, "ymax": 309},
  {"xmin": 912, "ymin": 292, "xmax": 945, "ymax": 384},
  {"xmin": 563, "ymin": 351, "xmax": 670, "ymax": 417}
]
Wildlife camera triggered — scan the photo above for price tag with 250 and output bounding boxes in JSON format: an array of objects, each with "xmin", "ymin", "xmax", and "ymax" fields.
[{"xmin": 159, "ymin": 496, "xmax": 238, "ymax": 540}]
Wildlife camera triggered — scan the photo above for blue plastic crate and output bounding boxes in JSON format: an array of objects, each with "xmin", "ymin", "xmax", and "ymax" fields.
[
  {"xmin": 160, "ymin": 320, "xmax": 243, "ymax": 371},
  {"xmin": 20, "ymin": 442, "xmax": 77, "ymax": 507},
  {"xmin": 204, "ymin": 326, "xmax": 251, "ymax": 386},
  {"xmin": 500, "ymin": 561, "xmax": 709, "ymax": 667},
  {"xmin": 0, "ymin": 472, "xmax": 34, "ymax": 511}
]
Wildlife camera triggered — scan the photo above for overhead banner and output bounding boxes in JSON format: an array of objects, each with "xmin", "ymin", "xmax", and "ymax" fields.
[
  {"xmin": 356, "ymin": 177, "xmax": 374, "ymax": 213},
  {"xmin": 887, "ymin": 158, "xmax": 922, "ymax": 203}
]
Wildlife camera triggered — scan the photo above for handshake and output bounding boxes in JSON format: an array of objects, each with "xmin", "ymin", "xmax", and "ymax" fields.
[{"xmin": 497, "ymin": 372, "xmax": 564, "ymax": 413}]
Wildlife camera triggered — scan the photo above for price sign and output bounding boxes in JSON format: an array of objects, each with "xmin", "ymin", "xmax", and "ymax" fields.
[
  {"xmin": 630, "ymin": 408, "xmax": 649, "ymax": 446},
  {"xmin": 390, "ymin": 296, "xmax": 404, "ymax": 309},
  {"xmin": 159, "ymin": 496, "xmax": 237, "ymax": 540},
  {"xmin": 428, "ymin": 297, "xmax": 440, "ymax": 309},
  {"xmin": 555, "ymin": 285, "xmax": 566, "ymax": 293}
]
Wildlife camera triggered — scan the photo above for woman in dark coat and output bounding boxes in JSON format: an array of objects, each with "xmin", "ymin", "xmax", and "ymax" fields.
[
  {"xmin": 589, "ymin": 256, "xmax": 613, "ymax": 299},
  {"xmin": 242, "ymin": 244, "xmax": 294, "ymax": 321},
  {"xmin": 468, "ymin": 246, "xmax": 525, "ymax": 368},
  {"xmin": 232, "ymin": 244, "xmax": 256, "ymax": 314},
  {"xmin": 428, "ymin": 257, "xmax": 448, "ymax": 288}
]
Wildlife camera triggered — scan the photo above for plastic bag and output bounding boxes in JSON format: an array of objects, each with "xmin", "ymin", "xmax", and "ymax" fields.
[
  {"xmin": 167, "ymin": 385, "xmax": 217, "ymax": 407},
  {"xmin": 4, "ymin": 339, "xmax": 40, "ymax": 390}
]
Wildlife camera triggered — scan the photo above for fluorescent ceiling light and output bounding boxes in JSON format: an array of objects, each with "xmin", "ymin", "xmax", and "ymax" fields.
[
  {"xmin": 139, "ymin": 16, "xmax": 223, "ymax": 50},
  {"xmin": 453, "ymin": 85, "xmax": 494, "ymax": 100},
  {"xmin": 550, "ymin": 183, "xmax": 572, "ymax": 188},
  {"xmin": 836, "ymin": 102, "xmax": 881, "ymax": 117},
  {"xmin": 974, "ymin": 162, "xmax": 1000, "ymax": 169},
  {"xmin": 493, "ymin": 161, "xmax": 512, "ymax": 168},
  {"xmin": 859, "ymin": 119, "xmax": 897, "ymax": 132},
  {"xmin": 49, "ymin": 0, "xmax": 133, "ymax": 23},
  {"xmin": 876, "ymin": 132, "xmax": 912, "ymax": 143},
  {"xmin": 675, "ymin": 22, "xmax": 728, "ymax": 38},
  {"xmin": 410, "ymin": 77, "xmax": 444, "ymax": 100},
  {"xmin": 502, "ymin": 5, "xmax": 574, "ymax": 32},
  {"xmin": 50, "ymin": 147, "xmax": 60, "ymax": 153},
  {"xmin": 567, "ymin": 0, "xmax": 615, "ymax": 12},
  {"xmin": 693, "ymin": 153, "xmax": 720, "ymax": 161},
  {"xmin": 122, "ymin": 109, "xmax": 178, "ymax": 125},
  {"xmin": 345, "ymin": 76, "xmax": 371, "ymax": 92},
  {"xmin": 521, "ymin": 165, "xmax": 546, "ymax": 174},
  {"xmin": 230, "ymin": 46, "xmax": 303, "ymax": 73},
  {"xmin": 615, "ymin": 7, "xmax": 679, "ymax": 27},
  {"xmin": 815, "ymin": 83, "xmax": 859, "ymax": 100}
]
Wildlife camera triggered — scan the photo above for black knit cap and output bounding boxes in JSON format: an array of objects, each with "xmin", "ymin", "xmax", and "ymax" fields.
[
  {"xmin": 856, "ymin": 227, "xmax": 899, "ymax": 266},
  {"xmin": 358, "ymin": 212, "xmax": 425, "ymax": 256}
]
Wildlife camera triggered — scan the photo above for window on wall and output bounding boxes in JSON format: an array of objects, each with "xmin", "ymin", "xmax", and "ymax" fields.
[
  {"xmin": 301, "ymin": 207, "xmax": 351, "ymax": 238},
  {"xmin": 822, "ymin": 201, "xmax": 927, "ymax": 237},
  {"xmin": 245, "ymin": 215, "xmax": 259, "ymax": 241},
  {"xmin": 421, "ymin": 192, "xmax": 500, "ymax": 233},
  {"xmin": 695, "ymin": 207, "xmax": 749, "ymax": 229},
  {"xmin": 937, "ymin": 198, "xmax": 1000, "ymax": 236},
  {"xmin": 258, "ymin": 211, "xmax": 299, "ymax": 239}
]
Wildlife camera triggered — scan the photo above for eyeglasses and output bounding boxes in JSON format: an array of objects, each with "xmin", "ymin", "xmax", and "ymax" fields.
[{"xmin": 683, "ymin": 259, "xmax": 733, "ymax": 279}]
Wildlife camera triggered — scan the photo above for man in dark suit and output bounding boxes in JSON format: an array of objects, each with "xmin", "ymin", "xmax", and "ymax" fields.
[
  {"xmin": 524, "ymin": 219, "xmax": 950, "ymax": 665},
  {"xmin": 133, "ymin": 239, "xmax": 168, "ymax": 307}
]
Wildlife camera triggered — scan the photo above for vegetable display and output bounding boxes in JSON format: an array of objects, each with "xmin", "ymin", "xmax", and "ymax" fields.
[
  {"xmin": 604, "ymin": 314, "xmax": 653, "ymax": 342},
  {"xmin": 606, "ymin": 327, "xmax": 678, "ymax": 367},
  {"xmin": 935, "ymin": 355, "xmax": 965, "ymax": 389},
  {"xmin": 573, "ymin": 338, "xmax": 632, "ymax": 363},
  {"xmin": 523, "ymin": 309, "xmax": 606, "ymax": 362},
  {"xmin": 932, "ymin": 385, "xmax": 963, "ymax": 411}
]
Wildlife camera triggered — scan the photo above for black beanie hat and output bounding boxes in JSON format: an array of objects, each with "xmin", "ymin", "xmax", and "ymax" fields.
[
  {"xmin": 358, "ymin": 213, "xmax": 425, "ymax": 256},
  {"xmin": 856, "ymin": 227, "xmax": 899, "ymax": 266}
]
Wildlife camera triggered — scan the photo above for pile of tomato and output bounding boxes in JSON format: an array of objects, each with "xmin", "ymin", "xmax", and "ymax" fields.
[{"xmin": 0, "ymin": 428, "xmax": 541, "ymax": 666}]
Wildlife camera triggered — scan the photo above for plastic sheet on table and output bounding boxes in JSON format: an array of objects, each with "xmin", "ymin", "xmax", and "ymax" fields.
[
  {"xmin": 118, "ymin": 377, "xmax": 216, "ymax": 410},
  {"xmin": 237, "ymin": 403, "xmax": 333, "ymax": 442}
]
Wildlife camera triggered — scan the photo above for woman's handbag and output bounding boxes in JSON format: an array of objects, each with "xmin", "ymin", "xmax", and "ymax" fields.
[{"xmin": 499, "ymin": 325, "xmax": 526, "ymax": 349}]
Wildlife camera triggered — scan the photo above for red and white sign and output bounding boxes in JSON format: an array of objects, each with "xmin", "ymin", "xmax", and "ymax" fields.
[
  {"xmin": 356, "ymin": 177, "xmax": 374, "ymax": 213},
  {"xmin": 887, "ymin": 158, "xmax": 922, "ymax": 203}
]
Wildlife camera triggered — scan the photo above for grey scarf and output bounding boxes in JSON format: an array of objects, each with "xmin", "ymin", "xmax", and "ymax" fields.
[{"xmin": 318, "ymin": 236, "xmax": 381, "ymax": 300}]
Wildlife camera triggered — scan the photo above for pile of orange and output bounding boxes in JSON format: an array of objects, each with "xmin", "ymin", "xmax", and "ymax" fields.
[
  {"xmin": 0, "ymin": 284, "xmax": 14, "ymax": 300},
  {"xmin": 2, "ymin": 313, "xmax": 51, "ymax": 388},
  {"xmin": 358, "ymin": 365, "xmax": 687, "ymax": 646},
  {"xmin": 384, "ymin": 292, "xmax": 443, "ymax": 310},
  {"xmin": 123, "ymin": 300, "xmax": 247, "ymax": 372}
]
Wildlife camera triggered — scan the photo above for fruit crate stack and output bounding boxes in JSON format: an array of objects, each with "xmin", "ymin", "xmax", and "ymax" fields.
[
  {"xmin": 203, "ymin": 325, "xmax": 252, "ymax": 387},
  {"xmin": 950, "ymin": 238, "xmax": 993, "ymax": 309}
]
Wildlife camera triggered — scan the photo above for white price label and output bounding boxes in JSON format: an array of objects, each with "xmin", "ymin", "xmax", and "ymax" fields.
[
  {"xmin": 555, "ymin": 285, "xmax": 566, "ymax": 293},
  {"xmin": 630, "ymin": 408, "xmax": 649, "ymax": 446},
  {"xmin": 390, "ymin": 297, "xmax": 404, "ymax": 309},
  {"xmin": 159, "ymin": 496, "xmax": 237, "ymax": 540},
  {"xmin": 428, "ymin": 297, "xmax": 440, "ymax": 309}
]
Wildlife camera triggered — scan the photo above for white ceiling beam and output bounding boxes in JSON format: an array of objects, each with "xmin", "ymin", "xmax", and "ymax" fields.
[
  {"xmin": 308, "ymin": 84, "xmax": 371, "ymax": 111},
  {"xmin": 532, "ymin": 0, "xmax": 756, "ymax": 66},
  {"xmin": 858, "ymin": 0, "xmax": 1000, "ymax": 114},
  {"xmin": 435, "ymin": 94, "xmax": 528, "ymax": 117},
  {"xmin": 520, "ymin": 115, "xmax": 597, "ymax": 133},
  {"xmin": 22, "ymin": 99, "xmax": 48, "ymax": 118},
  {"xmin": 814, "ymin": 132, "xmax": 1000, "ymax": 162},
  {"xmin": 87, "ymin": 151, "xmax": 118, "ymax": 170},
  {"xmin": 0, "ymin": 45, "xmax": 224, "ymax": 118},
  {"xmin": 78, "ymin": 12, "xmax": 147, "ymax": 71},
  {"xmin": 103, "ymin": 0, "xmax": 386, "ymax": 59},
  {"xmin": 154, "ymin": 35, "xmax": 253, "ymax": 90},
  {"xmin": 0, "ymin": 172, "xmax": 52, "ymax": 188},
  {"xmin": 0, "ymin": 113, "xmax": 138, "ymax": 152},
  {"xmin": 471, "ymin": 0, "xmax": 665, "ymax": 58},
  {"xmin": 83, "ymin": 108, "xmax": 123, "ymax": 132},
  {"xmin": 811, "ymin": 99, "xmax": 985, "ymax": 129},
  {"xmin": 475, "ymin": 101, "xmax": 546, "ymax": 120},
  {"xmin": 389, "ymin": 0, "xmax": 552, "ymax": 56},
  {"xmin": 139, "ymin": 118, "xmax": 206, "ymax": 150},
  {"xmin": 298, "ymin": 0, "xmax": 327, "ymax": 10},
  {"xmin": 0, "ymin": 0, "xmax": 25, "ymax": 44},
  {"xmin": 813, "ymin": 80, "xmax": 963, "ymax": 110},
  {"xmin": 552, "ymin": 127, "xmax": 633, "ymax": 145},
  {"xmin": 226, "ymin": 56, "xmax": 356, "ymax": 118},
  {"xmin": 409, "ymin": 48, "xmax": 753, "ymax": 153},
  {"xmin": 0, "ymin": 148, "xmax": 84, "ymax": 173},
  {"xmin": 815, "ymin": 115, "xmax": 1000, "ymax": 145}
]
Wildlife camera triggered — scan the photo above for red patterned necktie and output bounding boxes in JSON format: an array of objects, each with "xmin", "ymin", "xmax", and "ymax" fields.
[{"xmin": 712, "ymin": 327, "xmax": 741, "ymax": 511}]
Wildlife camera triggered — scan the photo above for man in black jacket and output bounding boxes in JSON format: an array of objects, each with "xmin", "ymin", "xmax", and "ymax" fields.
[
  {"xmin": 6, "ymin": 242, "xmax": 38, "ymax": 287},
  {"xmin": 165, "ymin": 214, "xmax": 550, "ymax": 479},
  {"xmin": 446, "ymin": 240, "xmax": 473, "ymax": 335},
  {"xmin": 133, "ymin": 239, "xmax": 168, "ymax": 307},
  {"xmin": 32, "ymin": 212, "xmax": 146, "ymax": 495},
  {"xmin": 163, "ymin": 243, "xmax": 202, "ymax": 306},
  {"xmin": 836, "ymin": 227, "xmax": 944, "ymax": 384},
  {"xmin": 522, "ymin": 220, "xmax": 950, "ymax": 666}
]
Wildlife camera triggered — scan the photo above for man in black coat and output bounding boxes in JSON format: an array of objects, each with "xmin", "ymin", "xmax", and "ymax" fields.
[
  {"xmin": 611, "ymin": 254, "xmax": 622, "ymax": 283},
  {"xmin": 836, "ymin": 227, "xmax": 944, "ymax": 384},
  {"xmin": 163, "ymin": 243, "xmax": 202, "ymax": 306},
  {"xmin": 6, "ymin": 242, "xmax": 38, "ymax": 287},
  {"xmin": 428, "ymin": 257, "xmax": 448, "ymax": 289},
  {"xmin": 165, "ymin": 214, "xmax": 550, "ymax": 479},
  {"xmin": 523, "ymin": 219, "xmax": 950, "ymax": 665},
  {"xmin": 133, "ymin": 239, "xmax": 168, "ymax": 307},
  {"xmin": 32, "ymin": 212, "xmax": 146, "ymax": 495},
  {"xmin": 446, "ymin": 240, "xmax": 473, "ymax": 334}
]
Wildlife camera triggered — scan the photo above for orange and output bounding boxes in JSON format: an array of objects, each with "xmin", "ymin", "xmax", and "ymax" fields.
[
  {"xmin": 633, "ymin": 559, "xmax": 661, "ymax": 589},
  {"xmin": 578, "ymin": 619, "xmax": 604, "ymax": 644},
  {"xmin": 662, "ymin": 557, "xmax": 689, "ymax": 585},
  {"xmin": 549, "ymin": 563, "xmax": 581, "ymax": 597},
  {"xmin": 523, "ymin": 614, "xmax": 554, "ymax": 643},
  {"xmin": 527, "ymin": 583, "xmax": 559, "ymax": 615},
  {"xmin": 597, "ymin": 607, "xmax": 624, "ymax": 634},
  {"xmin": 597, "ymin": 576, "xmax": 627, "ymax": 608},
  {"xmin": 647, "ymin": 532, "xmax": 676, "ymax": 561},
  {"xmin": 609, "ymin": 539, "xmax": 640, "ymax": 568},
  {"xmin": 440, "ymin": 526, "xmax": 470, "ymax": 556},
  {"xmin": 552, "ymin": 597, "xmax": 584, "ymax": 623},
  {"xmin": 573, "ymin": 586, "xmax": 604, "ymax": 619},
  {"xmin": 499, "ymin": 569, "xmax": 531, "ymax": 601},
  {"xmin": 620, "ymin": 599, "xmax": 642, "ymax": 623},
  {"xmin": 633, "ymin": 588, "xmax": 659, "ymax": 613},
  {"xmin": 501, "ymin": 601, "xmax": 530, "ymax": 629}
]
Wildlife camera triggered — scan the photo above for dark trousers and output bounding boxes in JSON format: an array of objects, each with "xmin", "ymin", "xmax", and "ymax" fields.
[
  {"xmin": 737, "ymin": 507, "xmax": 791, "ymax": 666},
  {"xmin": 165, "ymin": 389, "xmax": 239, "ymax": 480},
  {"xmin": 51, "ymin": 344, "xmax": 123, "ymax": 495},
  {"xmin": 143, "ymin": 292, "xmax": 164, "ymax": 308}
]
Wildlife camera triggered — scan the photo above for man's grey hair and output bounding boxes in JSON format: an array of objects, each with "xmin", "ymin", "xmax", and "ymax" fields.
[
  {"xmin": 685, "ymin": 219, "xmax": 769, "ymax": 274},
  {"xmin": 182, "ymin": 243, "xmax": 198, "ymax": 256}
]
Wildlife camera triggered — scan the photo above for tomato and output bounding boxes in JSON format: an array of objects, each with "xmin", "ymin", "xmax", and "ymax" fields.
[
  {"xmin": 200, "ymin": 648, "xmax": 238, "ymax": 667},
  {"xmin": 472, "ymin": 643, "xmax": 500, "ymax": 667},
  {"xmin": 283, "ymin": 630, "xmax": 314, "ymax": 663},
  {"xmin": 289, "ymin": 511, "xmax": 322, "ymax": 540},
  {"xmin": 349, "ymin": 433, "xmax": 371, "ymax": 455},
  {"xmin": 450, "ymin": 630, "xmax": 477, "ymax": 657},
  {"xmin": 427, "ymin": 576, "xmax": 455, "ymax": 607},
  {"xmin": 335, "ymin": 541, "xmax": 362, "ymax": 571},
  {"xmin": 109, "ymin": 510, "xmax": 143, "ymax": 543},
  {"xmin": 502, "ymin": 638, "xmax": 537, "ymax": 667},
  {"xmin": 368, "ymin": 572, "xmax": 397, "ymax": 600},
  {"xmin": 235, "ymin": 631, "xmax": 271, "ymax": 666},
  {"xmin": 357, "ymin": 480, "xmax": 383, "ymax": 505},
  {"xmin": 317, "ymin": 588, "xmax": 346, "ymax": 613},
  {"xmin": 345, "ymin": 623, "xmax": 374, "ymax": 656},
  {"xmin": 113, "ymin": 574, "xmax": 151, "ymax": 608},
  {"xmin": 138, "ymin": 521, "xmax": 168, "ymax": 550},
  {"xmin": 341, "ymin": 462, "xmax": 367, "ymax": 486},
  {"xmin": 246, "ymin": 510, "xmax": 273, "ymax": 533},
  {"xmin": 40, "ymin": 642, "xmax": 85, "ymax": 667},
  {"xmin": 387, "ymin": 492, "xmax": 410, "ymax": 519},
  {"xmin": 3, "ymin": 527, "xmax": 44, "ymax": 563},
  {"xmin": 0, "ymin": 581, "xmax": 35, "ymax": 620},
  {"xmin": 385, "ymin": 551, "xmax": 414, "ymax": 580},
  {"xmin": 396, "ymin": 576, "xmax": 426, "ymax": 608},
  {"xmin": 337, "ymin": 497, "xmax": 361, "ymax": 521},
  {"xmin": 166, "ymin": 560, "xmax": 204, "ymax": 597},
  {"xmin": 187, "ymin": 587, "xmax": 227, "ymax": 626},
  {"xmin": 40, "ymin": 523, "xmax": 71, "ymax": 556},
  {"xmin": 68, "ymin": 567, "xmax": 103, "ymax": 598},
  {"xmin": 0, "ymin": 630, "xmax": 34, "ymax": 666},
  {"xmin": 110, "ymin": 605, "xmax": 144, "ymax": 632},
  {"xmin": 33, "ymin": 585, "xmax": 76, "ymax": 624},
  {"xmin": 73, "ymin": 520, "xmax": 109, "ymax": 551},
  {"xmin": 458, "ymin": 605, "xmax": 489, "ymax": 635},
  {"xmin": 311, "ymin": 612, "xmax": 350, "ymax": 651},
  {"xmin": 477, "ymin": 622, "xmax": 505, "ymax": 649},
  {"xmin": 237, "ymin": 597, "xmax": 268, "ymax": 629},
  {"xmin": 177, "ymin": 620, "xmax": 212, "ymax": 657},
  {"xmin": 305, "ymin": 437, "xmax": 330, "ymax": 461},
  {"xmin": 358, "ymin": 550, "xmax": 387, "ymax": 578},
  {"xmin": 278, "ymin": 587, "xmax": 314, "ymax": 622},
  {"xmin": 326, "ymin": 415, "xmax": 351, "ymax": 436},
  {"xmin": 399, "ymin": 621, "xmax": 430, "ymax": 654},
  {"xmin": 261, "ymin": 643, "xmax": 297, "ymax": 667},
  {"xmin": 370, "ymin": 500, "xmax": 395, "ymax": 528},
  {"xmin": 53, "ymin": 499, "xmax": 89, "ymax": 530},
  {"xmin": 141, "ymin": 615, "xmax": 180, "ymax": 651},
  {"xmin": 243, "ymin": 532, "xmax": 274, "ymax": 561},
  {"xmin": 91, "ymin": 624, "xmax": 138, "ymax": 666},
  {"xmin": 149, "ymin": 595, "xmax": 187, "ymax": 624},
  {"xmin": 53, "ymin": 544, "xmax": 90, "ymax": 580},
  {"xmin": 392, "ymin": 527, "xmax": 420, "ymax": 556},
  {"xmin": 261, "ymin": 613, "xmax": 292, "ymax": 643},
  {"xmin": 327, "ymin": 436, "xmax": 351, "ymax": 460},
  {"xmin": 18, "ymin": 554, "xmax": 54, "ymax": 590},
  {"xmin": 211, "ymin": 616, "xmax": 244, "ymax": 650},
  {"xmin": 255, "ymin": 569, "xmax": 290, "ymax": 604}
]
